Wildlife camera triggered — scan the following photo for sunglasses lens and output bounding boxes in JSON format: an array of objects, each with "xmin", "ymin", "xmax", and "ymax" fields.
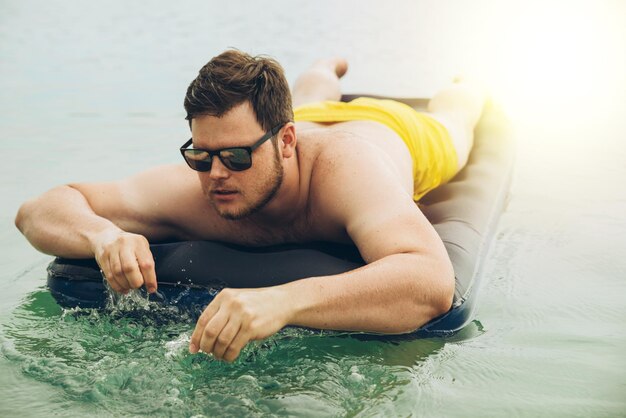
[
  {"xmin": 183, "ymin": 150, "xmax": 212, "ymax": 172},
  {"xmin": 220, "ymin": 148, "xmax": 251, "ymax": 171}
]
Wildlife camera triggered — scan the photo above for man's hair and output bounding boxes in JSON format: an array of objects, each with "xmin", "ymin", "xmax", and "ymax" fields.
[{"xmin": 184, "ymin": 50, "xmax": 293, "ymax": 131}]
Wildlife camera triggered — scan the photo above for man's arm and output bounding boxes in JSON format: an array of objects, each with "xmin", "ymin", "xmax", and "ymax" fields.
[
  {"xmin": 15, "ymin": 165, "xmax": 188, "ymax": 293},
  {"xmin": 189, "ymin": 141, "xmax": 455, "ymax": 361}
]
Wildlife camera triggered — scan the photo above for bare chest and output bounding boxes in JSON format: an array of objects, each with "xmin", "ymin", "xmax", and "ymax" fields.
[
  {"xmin": 168, "ymin": 183, "xmax": 345, "ymax": 247},
  {"xmin": 178, "ymin": 209, "xmax": 349, "ymax": 247}
]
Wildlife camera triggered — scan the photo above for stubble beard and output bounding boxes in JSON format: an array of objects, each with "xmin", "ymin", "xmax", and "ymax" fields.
[{"xmin": 215, "ymin": 149, "xmax": 284, "ymax": 221}]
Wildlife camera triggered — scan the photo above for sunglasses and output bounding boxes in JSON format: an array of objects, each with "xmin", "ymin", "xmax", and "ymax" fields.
[{"xmin": 180, "ymin": 123, "xmax": 284, "ymax": 172}]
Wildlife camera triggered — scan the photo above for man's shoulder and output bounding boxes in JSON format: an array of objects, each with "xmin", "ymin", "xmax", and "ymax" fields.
[
  {"xmin": 299, "ymin": 130, "xmax": 376, "ymax": 170},
  {"xmin": 309, "ymin": 134, "xmax": 382, "ymax": 182},
  {"xmin": 304, "ymin": 133, "xmax": 390, "ymax": 207},
  {"xmin": 119, "ymin": 163, "xmax": 214, "ymax": 238},
  {"xmin": 120, "ymin": 163, "xmax": 202, "ymax": 208}
]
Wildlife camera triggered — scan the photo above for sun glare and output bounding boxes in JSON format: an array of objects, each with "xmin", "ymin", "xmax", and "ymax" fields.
[{"xmin": 482, "ymin": 1, "xmax": 626, "ymax": 140}]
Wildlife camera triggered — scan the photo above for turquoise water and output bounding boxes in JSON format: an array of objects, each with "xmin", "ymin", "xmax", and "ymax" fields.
[{"xmin": 2, "ymin": 1, "xmax": 626, "ymax": 416}]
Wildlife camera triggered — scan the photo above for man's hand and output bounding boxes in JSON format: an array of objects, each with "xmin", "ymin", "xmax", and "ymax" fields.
[
  {"xmin": 92, "ymin": 229, "xmax": 157, "ymax": 294},
  {"xmin": 189, "ymin": 287, "xmax": 291, "ymax": 362}
]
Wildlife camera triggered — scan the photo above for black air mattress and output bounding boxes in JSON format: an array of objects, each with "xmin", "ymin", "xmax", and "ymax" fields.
[{"xmin": 47, "ymin": 96, "xmax": 514, "ymax": 335}]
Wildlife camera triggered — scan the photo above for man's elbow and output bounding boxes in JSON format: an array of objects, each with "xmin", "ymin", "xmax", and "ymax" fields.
[
  {"xmin": 15, "ymin": 199, "xmax": 33, "ymax": 234},
  {"xmin": 406, "ymin": 266, "xmax": 455, "ymax": 333},
  {"xmin": 16, "ymin": 185, "xmax": 72, "ymax": 235},
  {"xmin": 434, "ymin": 262, "xmax": 455, "ymax": 314},
  {"xmin": 430, "ymin": 272, "xmax": 455, "ymax": 320}
]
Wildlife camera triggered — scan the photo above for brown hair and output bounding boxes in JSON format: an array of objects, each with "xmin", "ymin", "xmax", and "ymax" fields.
[{"xmin": 184, "ymin": 50, "xmax": 293, "ymax": 131}]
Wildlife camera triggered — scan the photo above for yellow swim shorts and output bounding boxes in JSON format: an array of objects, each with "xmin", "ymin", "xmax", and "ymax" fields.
[{"xmin": 294, "ymin": 97, "xmax": 458, "ymax": 201}]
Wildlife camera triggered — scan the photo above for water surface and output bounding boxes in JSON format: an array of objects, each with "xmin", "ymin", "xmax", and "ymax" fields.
[{"xmin": 1, "ymin": 1, "xmax": 625, "ymax": 416}]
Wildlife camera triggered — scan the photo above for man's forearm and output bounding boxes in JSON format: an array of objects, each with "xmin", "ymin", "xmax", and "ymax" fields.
[
  {"xmin": 15, "ymin": 185, "xmax": 121, "ymax": 258},
  {"xmin": 282, "ymin": 253, "xmax": 455, "ymax": 334},
  {"xmin": 188, "ymin": 251, "xmax": 455, "ymax": 361}
]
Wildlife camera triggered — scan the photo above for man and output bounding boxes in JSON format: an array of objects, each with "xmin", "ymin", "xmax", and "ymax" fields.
[{"xmin": 15, "ymin": 50, "xmax": 485, "ymax": 362}]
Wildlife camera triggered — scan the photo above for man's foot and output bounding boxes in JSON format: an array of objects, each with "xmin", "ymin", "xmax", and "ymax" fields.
[
  {"xmin": 313, "ymin": 57, "xmax": 349, "ymax": 79},
  {"xmin": 292, "ymin": 58, "xmax": 348, "ymax": 106},
  {"xmin": 448, "ymin": 75, "xmax": 489, "ymax": 127}
]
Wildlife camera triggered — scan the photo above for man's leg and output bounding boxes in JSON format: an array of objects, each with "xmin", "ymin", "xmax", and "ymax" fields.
[
  {"xmin": 292, "ymin": 58, "xmax": 348, "ymax": 107},
  {"xmin": 427, "ymin": 80, "xmax": 486, "ymax": 170}
]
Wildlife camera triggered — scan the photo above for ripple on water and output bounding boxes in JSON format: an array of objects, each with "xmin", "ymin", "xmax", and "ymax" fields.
[{"xmin": 3, "ymin": 288, "xmax": 472, "ymax": 416}]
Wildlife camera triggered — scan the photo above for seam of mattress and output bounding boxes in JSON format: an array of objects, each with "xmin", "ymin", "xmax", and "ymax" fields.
[{"xmin": 461, "ymin": 153, "xmax": 515, "ymax": 302}]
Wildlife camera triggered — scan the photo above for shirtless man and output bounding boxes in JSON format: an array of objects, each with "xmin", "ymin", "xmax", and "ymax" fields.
[{"xmin": 15, "ymin": 50, "xmax": 485, "ymax": 362}]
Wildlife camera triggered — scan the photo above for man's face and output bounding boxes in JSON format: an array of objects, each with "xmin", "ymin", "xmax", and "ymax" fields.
[{"xmin": 190, "ymin": 102, "xmax": 284, "ymax": 220}]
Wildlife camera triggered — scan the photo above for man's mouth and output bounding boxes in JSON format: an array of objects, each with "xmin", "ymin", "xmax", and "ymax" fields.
[
  {"xmin": 210, "ymin": 189, "xmax": 239, "ymax": 199},
  {"xmin": 212, "ymin": 190, "xmax": 237, "ymax": 195}
]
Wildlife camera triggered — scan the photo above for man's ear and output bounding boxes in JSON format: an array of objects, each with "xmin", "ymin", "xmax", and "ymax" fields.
[{"xmin": 279, "ymin": 123, "xmax": 297, "ymax": 158}]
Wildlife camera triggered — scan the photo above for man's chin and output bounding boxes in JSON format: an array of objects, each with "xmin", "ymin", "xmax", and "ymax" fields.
[
  {"xmin": 210, "ymin": 202, "xmax": 245, "ymax": 221},
  {"xmin": 209, "ymin": 199, "xmax": 253, "ymax": 221},
  {"xmin": 213, "ymin": 198, "xmax": 271, "ymax": 221},
  {"xmin": 218, "ymin": 208, "xmax": 248, "ymax": 221}
]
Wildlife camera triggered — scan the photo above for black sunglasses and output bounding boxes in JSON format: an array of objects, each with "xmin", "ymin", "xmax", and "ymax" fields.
[{"xmin": 180, "ymin": 123, "xmax": 284, "ymax": 172}]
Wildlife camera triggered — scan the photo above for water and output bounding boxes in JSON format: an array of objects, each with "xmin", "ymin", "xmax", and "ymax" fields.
[{"xmin": 2, "ymin": 0, "xmax": 626, "ymax": 416}]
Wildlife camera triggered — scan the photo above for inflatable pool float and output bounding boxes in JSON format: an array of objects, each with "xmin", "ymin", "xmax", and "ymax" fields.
[{"xmin": 47, "ymin": 96, "xmax": 514, "ymax": 336}]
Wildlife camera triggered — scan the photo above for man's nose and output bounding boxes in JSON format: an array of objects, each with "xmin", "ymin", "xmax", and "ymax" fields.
[{"xmin": 207, "ymin": 156, "xmax": 231, "ymax": 180}]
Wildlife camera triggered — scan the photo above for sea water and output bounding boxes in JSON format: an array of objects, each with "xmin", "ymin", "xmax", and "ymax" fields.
[{"xmin": 1, "ymin": 1, "xmax": 625, "ymax": 416}]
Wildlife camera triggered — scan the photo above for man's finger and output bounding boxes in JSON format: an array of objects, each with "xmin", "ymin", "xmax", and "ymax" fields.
[
  {"xmin": 120, "ymin": 248, "xmax": 144, "ymax": 289},
  {"xmin": 212, "ymin": 319, "xmax": 241, "ymax": 360},
  {"xmin": 197, "ymin": 309, "xmax": 229, "ymax": 355},
  {"xmin": 136, "ymin": 246, "xmax": 157, "ymax": 293},
  {"xmin": 99, "ymin": 260, "xmax": 123, "ymax": 293},
  {"xmin": 222, "ymin": 327, "xmax": 252, "ymax": 363},
  {"xmin": 107, "ymin": 253, "xmax": 129, "ymax": 294},
  {"xmin": 189, "ymin": 302, "xmax": 220, "ymax": 353}
]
